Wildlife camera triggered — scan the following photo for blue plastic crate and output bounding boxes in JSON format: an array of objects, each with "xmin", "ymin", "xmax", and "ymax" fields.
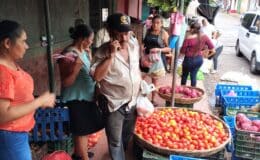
[
  {"xmin": 223, "ymin": 116, "xmax": 235, "ymax": 152},
  {"xmin": 223, "ymin": 96, "xmax": 260, "ymax": 116},
  {"xmin": 30, "ymin": 107, "xmax": 70, "ymax": 142},
  {"xmin": 223, "ymin": 116, "xmax": 235, "ymax": 136},
  {"xmin": 219, "ymin": 90, "xmax": 260, "ymax": 106},
  {"xmin": 215, "ymin": 84, "xmax": 252, "ymax": 96},
  {"xmin": 169, "ymin": 155, "xmax": 205, "ymax": 160}
]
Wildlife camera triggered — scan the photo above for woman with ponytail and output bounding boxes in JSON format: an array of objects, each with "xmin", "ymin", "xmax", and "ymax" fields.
[
  {"xmin": 180, "ymin": 21, "xmax": 214, "ymax": 86},
  {"xmin": 58, "ymin": 24, "xmax": 103, "ymax": 160}
]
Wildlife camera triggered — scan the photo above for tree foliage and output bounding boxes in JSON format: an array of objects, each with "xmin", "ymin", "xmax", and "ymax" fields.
[
  {"xmin": 146, "ymin": 0, "xmax": 191, "ymax": 12},
  {"xmin": 146, "ymin": 0, "xmax": 219, "ymax": 13}
]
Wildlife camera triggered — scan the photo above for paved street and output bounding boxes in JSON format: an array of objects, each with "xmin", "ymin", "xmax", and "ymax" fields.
[{"xmin": 204, "ymin": 11, "xmax": 260, "ymax": 101}]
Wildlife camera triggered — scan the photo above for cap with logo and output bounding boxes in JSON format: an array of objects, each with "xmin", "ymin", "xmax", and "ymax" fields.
[{"xmin": 107, "ymin": 13, "xmax": 131, "ymax": 32}]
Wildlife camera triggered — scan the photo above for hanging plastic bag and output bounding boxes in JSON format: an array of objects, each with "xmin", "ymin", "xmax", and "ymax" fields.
[
  {"xmin": 140, "ymin": 80, "xmax": 156, "ymax": 95},
  {"xmin": 149, "ymin": 52, "xmax": 166, "ymax": 77},
  {"xmin": 136, "ymin": 96, "xmax": 154, "ymax": 118}
]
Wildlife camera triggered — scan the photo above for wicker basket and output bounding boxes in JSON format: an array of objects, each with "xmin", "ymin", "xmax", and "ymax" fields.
[
  {"xmin": 158, "ymin": 86, "xmax": 204, "ymax": 104},
  {"xmin": 134, "ymin": 107, "xmax": 231, "ymax": 157}
]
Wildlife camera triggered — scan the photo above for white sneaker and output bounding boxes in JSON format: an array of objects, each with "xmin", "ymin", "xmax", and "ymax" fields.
[{"xmin": 210, "ymin": 70, "xmax": 217, "ymax": 74}]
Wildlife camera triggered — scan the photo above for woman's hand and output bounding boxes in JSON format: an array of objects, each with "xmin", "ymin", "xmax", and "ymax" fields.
[{"xmin": 38, "ymin": 91, "xmax": 56, "ymax": 108}]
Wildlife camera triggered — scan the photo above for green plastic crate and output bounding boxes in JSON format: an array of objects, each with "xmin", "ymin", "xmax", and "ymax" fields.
[
  {"xmin": 225, "ymin": 107, "xmax": 249, "ymax": 116},
  {"xmin": 142, "ymin": 150, "xmax": 169, "ymax": 160},
  {"xmin": 235, "ymin": 112, "xmax": 260, "ymax": 160},
  {"xmin": 47, "ymin": 135, "xmax": 74, "ymax": 155}
]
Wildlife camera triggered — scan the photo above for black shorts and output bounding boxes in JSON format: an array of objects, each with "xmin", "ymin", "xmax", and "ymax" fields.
[{"xmin": 66, "ymin": 100, "xmax": 104, "ymax": 136}]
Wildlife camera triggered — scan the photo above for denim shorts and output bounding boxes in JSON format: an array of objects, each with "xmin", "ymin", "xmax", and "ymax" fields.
[{"xmin": 0, "ymin": 130, "xmax": 32, "ymax": 160}]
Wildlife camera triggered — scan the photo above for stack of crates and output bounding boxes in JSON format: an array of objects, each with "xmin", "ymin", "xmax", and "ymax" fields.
[
  {"xmin": 234, "ymin": 112, "xmax": 260, "ymax": 160},
  {"xmin": 214, "ymin": 84, "xmax": 260, "ymax": 116},
  {"xmin": 30, "ymin": 97, "xmax": 72, "ymax": 155}
]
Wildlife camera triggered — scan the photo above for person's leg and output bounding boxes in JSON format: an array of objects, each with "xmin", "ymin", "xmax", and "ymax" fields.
[
  {"xmin": 74, "ymin": 136, "xmax": 89, "ymax": 160},
  {"xmin": 181, "ymin": 57, "xmax": 190, "ymax": 85},
  {"xmin": 190, "ymin": 56, "xmax": 203, "ymax": 86},
  {"xmin": 122, "ymin": 106, "xmax": 137, "ymax": 151},
  {"xmin": 105, "ymin": 108, "xmax": 125, "ymax": 160},
  {"xmin": 68, "ymin": 101, "xmax": 93, "ymax": 160},
  {"xmin": 213, "ymin": 45, "xmax": 223, "ymax": 70},
  {"xmin": 0, "ymin": 131, "xmax": 31, "ymax": 160}
]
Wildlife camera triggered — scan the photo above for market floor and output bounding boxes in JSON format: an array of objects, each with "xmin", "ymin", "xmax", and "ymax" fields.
[{"xmin": 88, "ymin": 72, "xmax": 211, "ymax": 160}]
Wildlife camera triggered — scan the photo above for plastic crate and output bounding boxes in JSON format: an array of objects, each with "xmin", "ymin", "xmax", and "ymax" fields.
[
  {"xmin": 223, "ymin": 96, "xmax": 260, "ymax": 116},
  {"xmin": 206, "ymin": 149, "xmax": 225, "ymax": 160},
  {"xmin": 215, "ymin": 84, "xmax": 252, "ymax": 96},
  {"xmin": 47, "ymin": 135, "xmax": 74, "ymax": 155},
  {"xmin": 223, "ymin": 116, "xmax": 236, "ymax": 136},
  {"xmin": 219, "ymin": 90, "xmax": 260, "ymax": 107},
  {"xmin": 169, "ymin": 155, "xmax": 205, "ymax": 160},
  {"xmin": 30, "ymin": 107, "xmax": 70, "ymax": 142},
  {"xmin": 169, "ymin": 150, "xmax": 224, "ymax": 160},
  {"xmin": 223, "ymin": 116, "xmax": 235, "ymax": 152},
  {"xmin": 214, "ymin": 84, "xmax": 252, "ymax": 106},
  {"xmin": 234, "ymin": 112, "xmax": 260, "ymax": 160},
  {"xmin": 142, "ymin": 149, "xmax": 168, "ymax": 160}
]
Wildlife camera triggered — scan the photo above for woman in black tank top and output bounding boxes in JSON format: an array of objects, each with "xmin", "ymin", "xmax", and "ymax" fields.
[{"xmin": 142, "ymin": 15, "xmax": 171, "ymax": 105}]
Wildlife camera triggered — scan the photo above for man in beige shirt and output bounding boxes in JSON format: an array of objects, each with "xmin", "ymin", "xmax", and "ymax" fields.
[{"xmin": 91, "ymin": 13, "xmax": 141, "ymax": 160}]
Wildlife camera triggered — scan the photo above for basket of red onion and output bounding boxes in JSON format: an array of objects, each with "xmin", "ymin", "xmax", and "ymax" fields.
[{"xmin": 158, "ymin": 86, "xmax": 204, "ymax": 104}]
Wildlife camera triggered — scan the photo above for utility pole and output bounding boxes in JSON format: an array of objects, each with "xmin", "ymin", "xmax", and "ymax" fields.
[
  {"xmin": 171, "ymin": 0, "xmax": 185, "ymax": 107},
  {"xmin": 180, "ymin": 0, "xmax": 184, "ymax": 14}
]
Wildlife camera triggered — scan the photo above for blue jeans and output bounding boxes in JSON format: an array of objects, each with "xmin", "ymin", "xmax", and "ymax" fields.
[
  {"xmin": 181, "ymin": 56, "xmax": 203, "ymax": 86},
  {"xmin": 0, "ymin": 130, "xmax": 31, "ymax": 160},
  {"xmin": 213, "ymin": 45, "xmax": 223, "ymax": 70},
  {"xmin": 105, "ymin": 104, "xmax": 137, "ymax": 160}
]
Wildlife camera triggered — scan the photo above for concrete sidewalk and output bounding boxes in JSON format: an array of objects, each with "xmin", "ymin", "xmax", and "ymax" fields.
[{"xmin": 89, "ymin": 72, "xmax": 211, "ymax": 160}]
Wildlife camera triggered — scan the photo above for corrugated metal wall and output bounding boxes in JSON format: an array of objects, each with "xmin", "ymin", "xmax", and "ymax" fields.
[{"xmin": 0, "ymin": 0, "xmax": 90, "ymax": 95}]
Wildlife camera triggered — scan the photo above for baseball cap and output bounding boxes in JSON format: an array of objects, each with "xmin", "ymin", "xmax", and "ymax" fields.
[{"xmin": 107, "ymin": 13, "xmax": 131, "ymax": 32}]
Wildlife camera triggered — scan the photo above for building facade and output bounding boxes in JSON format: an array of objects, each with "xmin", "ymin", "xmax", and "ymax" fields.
[{"xmin": 0, "ymin": 0, "xmax": 143, "ymax": 95}]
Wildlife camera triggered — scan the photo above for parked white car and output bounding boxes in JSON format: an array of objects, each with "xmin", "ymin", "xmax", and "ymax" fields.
[{"xmin": 236, "ymin": 11, "xmax": 260, "ymax": 74}]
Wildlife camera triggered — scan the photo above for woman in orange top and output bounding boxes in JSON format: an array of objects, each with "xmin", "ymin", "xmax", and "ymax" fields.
[{"xmin": 0, "ymin": 20, "xmax": 56, "ymax": 160}]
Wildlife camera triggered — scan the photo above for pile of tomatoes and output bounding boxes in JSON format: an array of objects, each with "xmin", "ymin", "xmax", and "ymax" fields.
[{"xmin": 135, "ymin": 108, "xmax": 229, "ymax": 150}]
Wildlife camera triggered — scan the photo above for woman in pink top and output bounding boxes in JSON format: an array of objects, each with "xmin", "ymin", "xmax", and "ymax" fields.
[
  {"xmin": 180, "ymin": 22, "xmax": 214, "ymax": 86},
  {"xmin": 0, "ymin": 20, "xmax": 55, "ymax": 160}
]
